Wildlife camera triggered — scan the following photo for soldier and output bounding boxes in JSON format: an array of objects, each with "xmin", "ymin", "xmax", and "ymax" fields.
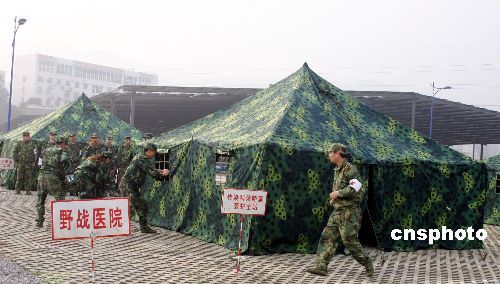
[
  {"xmin": 81, "ymin": 133, "xmax": 106, "ymax": 159},
  {"xmin": 66, "ymin": 133, "xmax": 82, "ymax": 174},
  {"xmin": 13, "ymin": 132, "xmax": 37, "ymax": 195},
  {"xmin": 37, "ymin": 132, "xmax": 57, "ymax": 165},
  {"xmin": 307, "ymin": 143, "xmax": 374, "ymax": 277},
  {"xmin": 72, "ymin": 151, "xmax": 113, "ymax": 199},
  {"xmin": 35, "ymin": 137, "xmax": 70, "ymax": 228},
  {"xmin": 104, "ymin": 136, "xmax": 117, "ymax": 154},
  {"xmin": 119, "ymin": 143, "xmax": 169, "ymax": 233},
  {"xmin": 143, "ymin": 133, "xmax": 153, "ymax": 141},
  {"xmin": 116, "ymin": 136, "xmax": 134, "ymax": 189}
]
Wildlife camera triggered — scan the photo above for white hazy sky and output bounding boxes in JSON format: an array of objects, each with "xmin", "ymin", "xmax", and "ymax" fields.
[{"xmin": 1, "ymin": 0, "xmax": 499, "ymax": 111}]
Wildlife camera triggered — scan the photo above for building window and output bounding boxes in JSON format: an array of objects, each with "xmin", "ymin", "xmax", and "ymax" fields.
[
  {"xmin": 38, "ymin": 76, "xmax": 44, "ymax": 82},
  {"xmin": 46, "ymin": 87, "xmax": 51, "ymax": 95},
  {"xmin": 83, "ymin": 83, "xmax": 88, "ymax": 89},
  {"xmin": 57, "ymin": 79, "xmax": 61, "ymax": 85},
  {"xmin": 74, "ymin": 82, "xmax": 79, "ymax": 88},
  {"xmin": 216, "ymin": 150, "xmax": 233, "ymax": 186},
  {"xmin": 66, "ymin": 81, "xmax": 70, "ymax": 87},
  {"xmin": 37, "ymin": 87, "xmax": 43, "ymax": 94},
  {"xmin": 47, "ymin": 78, "xmax": 52, "ymax": 84}
]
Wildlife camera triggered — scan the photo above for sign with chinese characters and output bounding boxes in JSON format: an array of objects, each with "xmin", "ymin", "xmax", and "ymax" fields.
[
  {"xmin": 221, "ymin": 188, "xmax": 268, "ymax": 216},
  {"xmin": 0, "ymin": 158, "xmax": 14, "ymax": 170},
  {"xmin": 51, "ymin": 198, "xmax": 130, "ymax": 240}
]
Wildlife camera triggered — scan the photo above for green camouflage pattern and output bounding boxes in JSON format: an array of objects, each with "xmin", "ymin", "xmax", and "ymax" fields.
[
  {"xmin": 151, "ymin": 64, "xmax": 490, "ymax": 252},
  {"xmin": 73, "ymin": 158, "xmax": 110, "ymax": 199},
  {"xmin": 81, "ymin": 144, "xmax": 107, "ymax": 159},
  {"xmin": 485, "ymin": 155, "xmax": 500, "ymax": 225},
  {"xmin": 36, "ymin": 145, "xmax": 69, "ymax": 226},
  {"xmin": 13, "ymin": 140, "xmax": 38, "ymax": 193},
  {"xmin": 1, "ymin": 94, "xmax": 143, "ymax": 189},
  {"xmin": 120, "ymin": 153, "xmax": 165, "ymax": 228}
]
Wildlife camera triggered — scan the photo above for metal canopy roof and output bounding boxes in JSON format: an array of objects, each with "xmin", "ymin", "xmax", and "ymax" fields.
[{"xmin": 89, "ymin": 86, "xmax": 500, "ymax": 146}]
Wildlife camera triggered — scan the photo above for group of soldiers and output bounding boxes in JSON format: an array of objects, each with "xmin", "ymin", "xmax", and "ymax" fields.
[
  {"xmin": 12, "ymin": 131, "xmax": 168, "ymax": 233},
  {"xmin": 13, "ymin": 135, "xmax": 372, "ymax": 275}
]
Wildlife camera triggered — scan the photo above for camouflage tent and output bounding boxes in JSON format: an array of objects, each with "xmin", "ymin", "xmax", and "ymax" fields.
[
  {"xmin": 143, "ymin": 64, "xmax": 488, "ymax": 254},
  {"xmin": 0, "ymin": 93, "xmax": 143, "ymax": 189},
  {"xmin": 485, "ymin": 155, "xmax": 500, "ymax": 225}
]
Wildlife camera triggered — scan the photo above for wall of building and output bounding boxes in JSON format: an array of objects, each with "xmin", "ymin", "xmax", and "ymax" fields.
[
  {"xmin": 12, "ymin": 54, "xmax": 158, "ymax": 107},
  {"xmin": 451, "ymin": 144, "xmax": 500, "ymax": 160}
]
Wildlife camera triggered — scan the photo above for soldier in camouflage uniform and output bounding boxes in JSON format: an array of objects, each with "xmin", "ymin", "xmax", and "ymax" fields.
[
  {"xmin": 72, "ymin": 151, "xmax": 113, "ymax": 199},
  {"xmin": 35, "ymin": 137, "xmax": 70, "ymax": 228},
  {"xmin": 104, "ymin": 136, "xmax": 118, "ymax": 194},
  {"xmin": 119, "ymin": 143, "xmax": 169, "ymax": 233},
  {"xmin": 307, "ymin": 143, "xmax": 374, "ymax": 277},
  {"xmin": 81, "ymin": 133, "xmax": 106, "ymax": 159},
  {"xmin": 66, "ymin": 133, "xmax": 82, "ymax": 172},
  {"xmin": 13, "ymin": 132, "xmax": 37, "ymax": 195},
  {"xmin": 116, "ymin": 136, "xmax": 134, "ymax": 191}
]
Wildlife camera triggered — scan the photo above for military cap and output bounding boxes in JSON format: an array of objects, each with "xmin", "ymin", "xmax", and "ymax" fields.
[
  {"xmin": 49, "ymin": 131, "xmax": 57, "ymax": 136},
  {"xmin": 102, "ymin": 151, "xmax": 113, "ymax": 159},
  {"xmin": 124, "ymin": 135, "xmax": 132, "ymax": 139},
  {"xmin": 143, "ymin": 133, "xmax": 154, "ymax": 139},
  {"xmin": 330, "ymin": 143, "xmax": 352, "ymax": 158},
  {"xmin": 22, "ymin": 131, "xmax": 30, "ymax": 136},
  {"xmin": 69, "ymin": 133, "xmax": 76, "ymax": 137},
  {"xmin": 57, "ymin": 137, "xmax": 69, "ymax": 144},
  {"xmin": 106, "ymin": 136, "xmax": 113, "ymax": 139},
  {"xmin": 90, "ymin": 133, "xmax": 99, "ymax": 138},
  {"xmin": 144, "ymin": 143, "xmax": 158, "ymax": 151}
]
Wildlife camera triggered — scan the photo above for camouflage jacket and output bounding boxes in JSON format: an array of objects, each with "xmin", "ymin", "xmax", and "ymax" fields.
[
  {"xmin": 66, "ymin": 142, "xmax": 83, "ymax": 171},
  {"xmin": 116, "ymin": 144, "xmax": 134, "ymax": 168},
  {"xmin": 13, "ymin": 140, "xmax": 37, "ymax": 165},
  {"xmin": 122, "ymin": 154, "xmax": 163, "ymax": 188},
  {"xmin": 39, "ymin": 146, "xmax": 69, "ymax": 180},
  {"xmin": 74, "ymin": 159, "xmax": 110, "ymax": 185},
  {"xmin": 81, "ymin": 144, "xmax": 107, "ymax": 159},
  {"xmin": 332, "ymin": 161, "xmax": 364, "ymax": 210},
  {"xmin": 105, "ymin": 144, "xmax": 117, "ymax": 155}
]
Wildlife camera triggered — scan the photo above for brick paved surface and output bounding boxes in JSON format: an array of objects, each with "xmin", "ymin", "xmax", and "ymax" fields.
[{"xmin": 0, "ymin": 188, "xmax": 498, "ymax": 283}]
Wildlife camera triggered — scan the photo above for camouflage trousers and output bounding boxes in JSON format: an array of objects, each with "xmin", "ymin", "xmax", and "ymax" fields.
[
  {"xmin": 15, "ymin": 163, "xmax": 34, "ymax": 193},
  {"xmin": 120, "ymin": 181, "xmax": 149, "ymax": 229},
  {"xmin": 314, "ymin": 208, "xmax": 372, "ymax": 270},
  {"xmin": 36, "ymin": 175, "xmax": 66, "ymax": 225}
]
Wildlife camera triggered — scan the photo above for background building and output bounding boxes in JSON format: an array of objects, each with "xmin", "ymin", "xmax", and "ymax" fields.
[{"xmin": 12, "ymin": 54, "xmax": 157, "ymax": 108}]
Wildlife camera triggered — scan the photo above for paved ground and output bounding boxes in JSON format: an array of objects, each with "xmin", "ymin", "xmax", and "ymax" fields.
[{"xmin": 0, "ymin": 188, "xmax": 499, "ymax": 284}]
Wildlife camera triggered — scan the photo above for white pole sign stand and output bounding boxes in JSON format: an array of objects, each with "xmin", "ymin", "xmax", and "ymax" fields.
[
  {"xmin": 51, "ymin": 198, "xmax": 130, "ymax": 282},
  {"xmin": 221, "ymin": 188, "xmax": 268, "ymax": 274}
]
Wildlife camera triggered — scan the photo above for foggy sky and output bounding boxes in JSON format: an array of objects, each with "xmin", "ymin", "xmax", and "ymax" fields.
[{"xmin": 1, "ymin": 0, "xmax": 499, "ymax": 111}]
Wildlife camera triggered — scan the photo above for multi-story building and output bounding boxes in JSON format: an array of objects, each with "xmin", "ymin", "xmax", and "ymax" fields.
[{"xmin": 12, "ymin": 54, "xmax": 158, "ymax": 107}]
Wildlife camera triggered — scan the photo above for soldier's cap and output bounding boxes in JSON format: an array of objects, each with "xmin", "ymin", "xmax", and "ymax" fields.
[
  {"xmin": 143, "ymin": 133, "xmax": 153, "ymax": 139},
  {"xmin": 106, "ymin": 136, "xmax": 113, "ymax": 139},
  {"xmin": 102, "ymin": 151, "xmax": 113, "ymax": 159},
  {"xmin": 22, "ymin": 131, "xmax": 30, "ymax": 136},
  {"xmin": 330, "ymin": 143, "xmax": 352, "ymax": 158},
  {"xmin": 56, "ymin": 137, "xmax": 69, "ymax": 144},
  {"xmin": 90, "ymin": 133, "xmax": 99, "ymax": 138},
  {"xmin": 49, "ymin": 131, "xmax": 57, "ymax": 136},
  {"xmin": 69, "ymin": 133, "xmax": 76, "ymax": 137},
  {"xmin": 144, "ymin": 142, "xmax": 158, "ymax": 151},
  {"xmin": 124, "ymin": 135, "xmax": 132, "ymax": 139}
]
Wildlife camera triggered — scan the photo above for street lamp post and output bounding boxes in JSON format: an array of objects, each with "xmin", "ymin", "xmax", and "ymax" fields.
[
  {"xmin": 7, "ymin": 16, "xmax": 27, "ymax": 132},
  {"xmin": 429, "ymin": 82, "xmax": 451, "ymax": 139}
]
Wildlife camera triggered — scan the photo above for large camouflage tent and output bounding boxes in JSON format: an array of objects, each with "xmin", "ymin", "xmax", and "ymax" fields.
[
  {"xmin": 485, "ymin": 154, "xmax": 500, "ymax": 225},
  {"xmin": 143, "ymin": 63, "xmax": 489, "ymax": 254},
  {"xmin": 0, "ymin": 93, "xmax": 143, "ymax": 189}
]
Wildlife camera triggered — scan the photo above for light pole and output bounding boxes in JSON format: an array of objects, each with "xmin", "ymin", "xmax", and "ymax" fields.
[
  {"xmin": 429, "ymin": 82, "xmax": 451, "ymax": 139},
  {"xmin": 7, "ymin": 16, "xmax": 27, "ymax": 132}
]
